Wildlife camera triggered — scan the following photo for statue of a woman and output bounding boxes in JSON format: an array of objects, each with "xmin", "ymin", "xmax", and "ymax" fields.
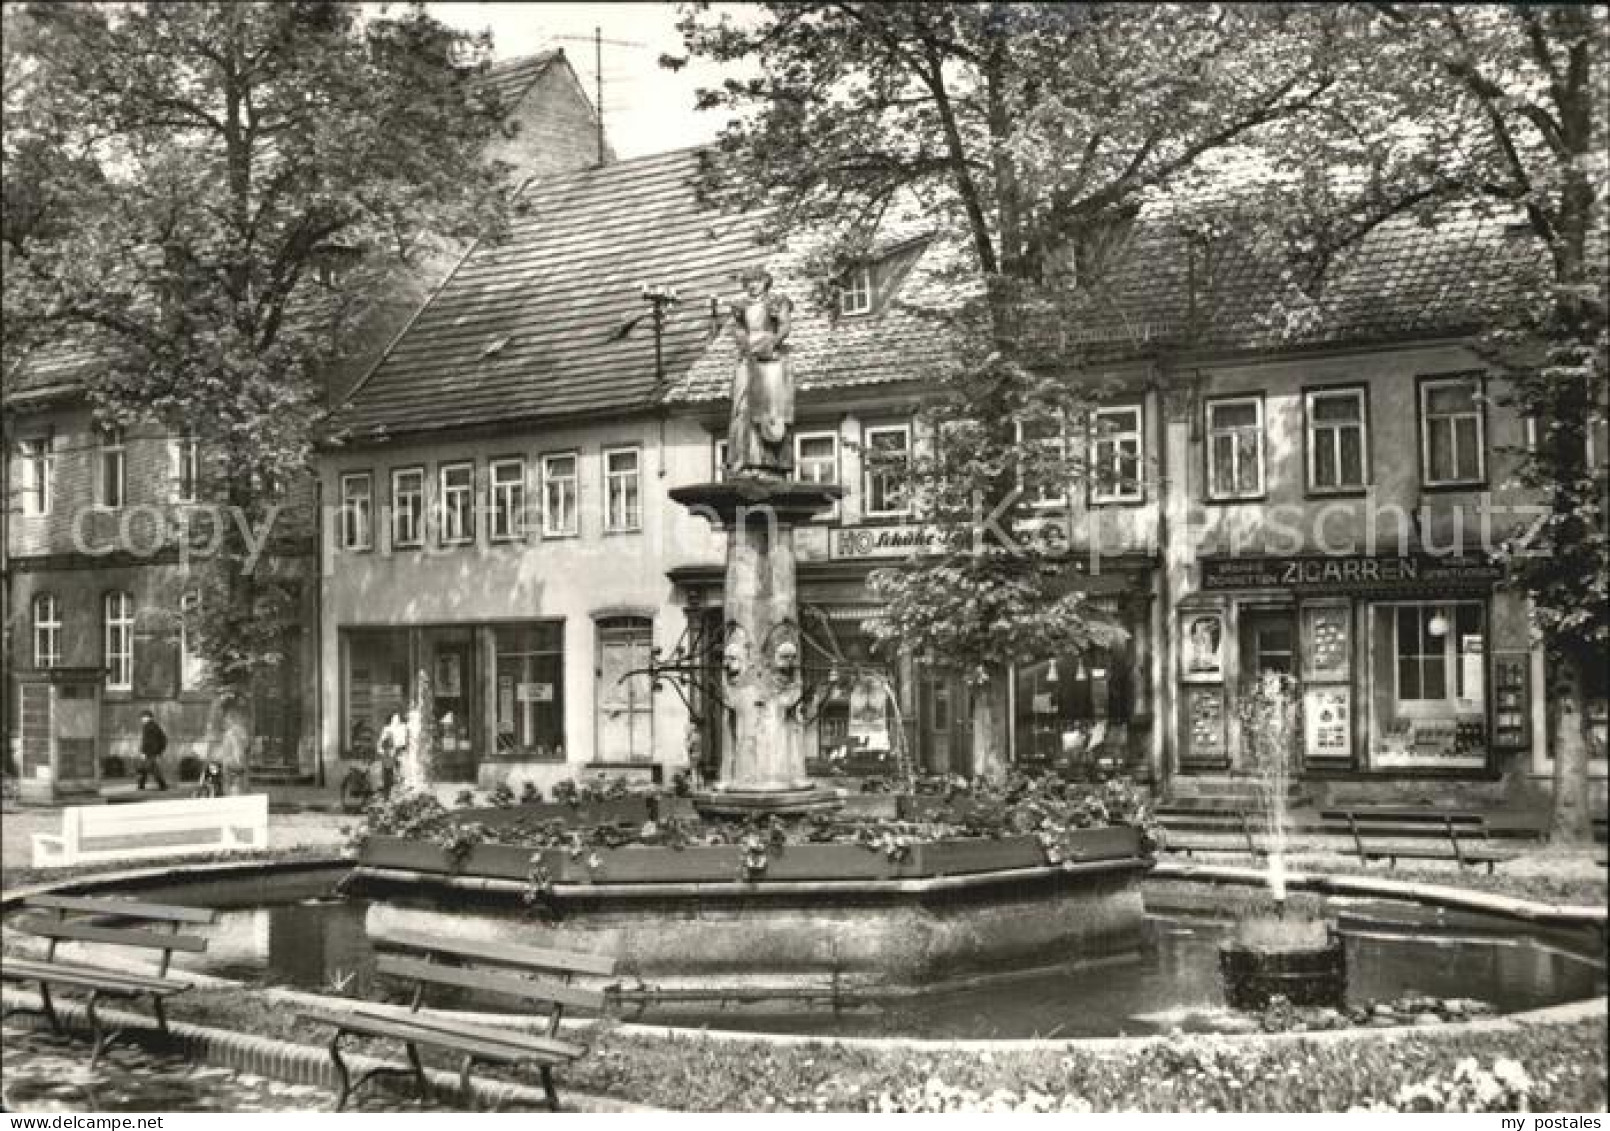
[{"xmin": 726, "ymin": 267, "xmax": 794, "ymax": 478}]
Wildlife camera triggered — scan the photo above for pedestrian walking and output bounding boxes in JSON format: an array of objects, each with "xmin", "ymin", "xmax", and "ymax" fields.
[
  {"xmin": 136, "ymin": 709, "xmax": 169, "ymax": 791},
  {"xmin": 378, "ymin": 711, "xmax": 408, "ymax": 795}
]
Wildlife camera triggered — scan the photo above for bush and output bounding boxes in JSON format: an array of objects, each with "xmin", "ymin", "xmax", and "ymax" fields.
[
  {"xmin": 100, "ymin": 755, "xmax": 128, "ymax": 778},
  {"xmin": 177, "ymin": 755, "xmax": 202, "ymax": 782}
]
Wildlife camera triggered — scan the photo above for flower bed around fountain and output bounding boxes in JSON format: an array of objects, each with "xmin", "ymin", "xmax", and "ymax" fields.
[{"xmin": 345, "ymin": 775, "xmax": 1158, "ymax": 992}]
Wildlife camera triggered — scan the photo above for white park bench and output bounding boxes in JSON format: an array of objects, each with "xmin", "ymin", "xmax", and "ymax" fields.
[{"xmin": 31, "ymin": 794, "xmax": 269, "ymax": 869}]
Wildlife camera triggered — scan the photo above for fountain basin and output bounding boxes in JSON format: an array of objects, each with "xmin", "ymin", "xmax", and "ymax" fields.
[
  {"xmin": 349, "ymin": 827, "xmax": 1150, "ymax": 990},
  {"xmin": 1219, "ymin": 932, "xmax": 1348, "ymax": 1011}
]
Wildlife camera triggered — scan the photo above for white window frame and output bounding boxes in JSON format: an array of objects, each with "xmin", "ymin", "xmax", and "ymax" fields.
[
  {"xmin": 98, "ymin": 427, "xmax": 126, "ymax": 510},
  {"xmin": 390, "ymin": 467, "xmax": 425, "ymax": 549},
  {"xmin": 18, "ymin": 437, "xmax": 52, "ymax": 517},
  {"xmin": 863, "ymin": 423, "xmax": 912, "ymax": 518},
  {"xmin": 1419, "ymin": 374, "xmax": 1486, "ymax": 487},
  {"xmin": 1388, "ymin": 600, "xmax": 1486, "ymax": 714},
  {"xmin": 438, "ymin": 461, "xmax": 475, "ymax": 546},
  {"xmin": 1205, "ymin": 395, "xmax": 1265, "ymax": 500},
  {"xmin": 180, "ymin": 589, "xmax": 206, "ymax": 691},
  {"xmin": 33, "ymin": 593, "xmax": 61, "ymax": 668},
  {"xmin": 795, "ymin": 429, "xmax": 841, "ymax": 519},
  {"xmin": 1305, "ymin": 386, "xmax": 1369, "ymax": 494},
  {"xmin": 1090, "ymin": 405, "xmax": 1145, "ymax": 504},
  {"xmin": 169, "ymin": 434, "xmax": 200, "ymax": 503},
  {"xmin": 839, "ymin": 264, "xmax": 873, "ymax": 316},
  {"xmin": 340, "ymin": 472, "xmax": 373, "ymax": 551},
  {"xmin": 603, "ymin": 445, "xmax": 642, "ymax": 533},
  {"xmin": 541, "ymin": 452, "xmax": 579, "ymax": 538},
  {"xmin": 104, "ymin": 590, "xmax": 133, "ymax": 691},
  {"xmin": 489, "ymin": 457, "xmax": 526, "ymax": 542}
]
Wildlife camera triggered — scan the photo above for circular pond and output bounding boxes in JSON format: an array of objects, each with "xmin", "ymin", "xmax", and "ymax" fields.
[{"xmin": 23, "ymin": 866, "xmax": 1599, "ymax": 1041}]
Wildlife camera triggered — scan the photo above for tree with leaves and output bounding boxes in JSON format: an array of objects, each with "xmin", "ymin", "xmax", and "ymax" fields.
[
  {"xmin": 671, "ymin": 2, "xmax": 1351, "ymax": 777},
  {"xmin": 1243, "ymin": 5, "xmax": 1607, "ymax": 842},
  {"xmin": 3, "ymin": 2, "xmax": 516, "ymax": 763}
]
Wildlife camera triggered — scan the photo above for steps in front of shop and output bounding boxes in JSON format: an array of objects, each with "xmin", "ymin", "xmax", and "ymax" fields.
[{"xmin": 1163, "ymin": 777, "xmax": 1309, "ymax": 808}]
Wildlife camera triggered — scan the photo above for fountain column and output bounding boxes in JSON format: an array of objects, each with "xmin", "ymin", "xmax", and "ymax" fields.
[{"xmin": 670, "ymin": 266, "xmax": 841, "ymax": 815}]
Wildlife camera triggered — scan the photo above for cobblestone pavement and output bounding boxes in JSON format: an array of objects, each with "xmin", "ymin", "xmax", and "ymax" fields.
[{"xmin": 1, "ymin": 1025, "xmax": 545, "ymax": 1113}]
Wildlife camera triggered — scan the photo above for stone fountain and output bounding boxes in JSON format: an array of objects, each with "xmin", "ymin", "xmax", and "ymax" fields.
[{"xmin": 670, "ymin": 266, "xmax": 844, "ymax": 816}]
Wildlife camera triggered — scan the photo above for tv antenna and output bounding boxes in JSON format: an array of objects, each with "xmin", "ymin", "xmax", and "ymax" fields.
[{"xmin": 551, "ymin": 28, "xmax": 650, "ymax": 165}]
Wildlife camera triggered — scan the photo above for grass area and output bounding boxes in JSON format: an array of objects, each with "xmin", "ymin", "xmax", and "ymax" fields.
[{"xmin": 82, "ymin": 986, "xmax": 1609, "ymax": 1112}]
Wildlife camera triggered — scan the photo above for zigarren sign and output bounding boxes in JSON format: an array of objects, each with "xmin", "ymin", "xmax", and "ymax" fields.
[{"xmin": 1199, "ymin": 554, "xmax": 1504, "ymax": 593}]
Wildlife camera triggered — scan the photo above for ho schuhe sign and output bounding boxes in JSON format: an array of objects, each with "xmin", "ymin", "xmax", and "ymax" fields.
[{"xmin": 1200, "ymin": 554, "xmax": 1503, "ymax": 593}]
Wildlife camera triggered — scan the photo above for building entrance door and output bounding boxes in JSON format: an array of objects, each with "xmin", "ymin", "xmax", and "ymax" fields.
[{"xmin": 430, "ymin": 636, "xmax": 477, "ymax": 781}]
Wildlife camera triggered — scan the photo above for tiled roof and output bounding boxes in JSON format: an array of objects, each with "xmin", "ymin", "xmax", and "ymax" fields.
[
  {"xmin": 674, "ymin": 202, "xmax": 1547, "ymax": 403},
  {"xmin": 332, "ymin": 147, "xmax": 768, "ymax": 438},
  {"xmin": 477, "ymin": 50, "xmax": 563, "ymax": 110},
  {"xmin": 674, "ymin": 220, "xmax": 978, "ymax": 407}
]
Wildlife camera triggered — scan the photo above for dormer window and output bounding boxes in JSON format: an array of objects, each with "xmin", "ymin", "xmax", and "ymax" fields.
[{"xmin": 838, "ymin": 264, "xmax": 873, "ymax": 316}]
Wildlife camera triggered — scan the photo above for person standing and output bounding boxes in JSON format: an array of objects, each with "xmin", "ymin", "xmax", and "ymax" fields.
[{"xmin": 136, "ymin": 709, "xmax": 169, "ymax": 791}]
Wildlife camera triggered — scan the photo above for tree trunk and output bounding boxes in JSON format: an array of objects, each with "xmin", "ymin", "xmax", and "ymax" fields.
[
  {"xmin": 1548, "ymin": 653, "xmax": 1594, "ymax": 845},
  {"xmin": 970, "ymin": 669, "xmax": 1010, "ymax": 782}
]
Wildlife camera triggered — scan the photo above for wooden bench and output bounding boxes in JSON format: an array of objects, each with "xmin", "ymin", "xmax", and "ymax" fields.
[
  {"xmin": 31, "ymin": 794, "xmax": 269, "ymax": 868},
  {"xmin": 1165, "ymin": 811, "xmax": 1271, "ymax": 858},
  {"xmin": 298, "ymin": 929, "xmax": 617, "ymax": 1111},
  {"xmin": 1, "ymin": 894, "xmax": 218, "ymax": 1067},
  {"xmin": 1344, "ymin": 812, "xmax": 1510, "ymax": 874}
]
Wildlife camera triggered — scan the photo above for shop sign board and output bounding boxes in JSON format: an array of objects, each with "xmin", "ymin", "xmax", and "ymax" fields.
[
  {"xmin": 1200, "ymin": 554, "xmax": 1502, "ymax": 593},
  {"xmin": 830, "ymin": 519, "xmax": 1075, "ymax": 561}
]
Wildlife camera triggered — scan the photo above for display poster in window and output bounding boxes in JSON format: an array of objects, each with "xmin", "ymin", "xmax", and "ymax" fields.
[
  {"xmin": 1459, "ymin": 634, "xmax": 1484, "ymax": 708},
  {"xmin": 1302, "ymin": 605, "xmax": 1351, "ymax": 681},
  {"xmin": 516, "ymin": 682, "xmax": 554, "ymax": 703},
  {"xmin": 1185, "ymin": 687, "xmax": 1226, "ymax": 761},
  {"xmin": 435, "ymin": 653, "xmax": 462, "ymax": 698},
  {"xmin": 1181, "ymin": 611, "xmax": 1225, "ymax": 682},
  {"xmin": 848, "ymin": 676, "xmax": 891, "ymax": 752},
  {"xmin": 1303, "ymin": 686, "xmax": 1351, "ymax": 762},
  {"xmin": 1373, "ymin": 719, "xmax": 1487, "ymax": 770},
  {"xmin": 1491, "ymin": 654, "xmax": 1530, "ymax": 750}
]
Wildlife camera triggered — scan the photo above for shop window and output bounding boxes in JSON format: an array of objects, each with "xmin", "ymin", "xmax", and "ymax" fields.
[
  {"xmin": 340, "ymin": 472, "xmax": 372, "ymax": 551},
  {"xmin": 104, "ymin": 590, "xmax": 133, "ymax": 690},
  {"xmin": 1014, "ymin": 648, "xmax": 1131, "ymax": 769},
  {"xmin": 1241, "ymin": 609, "xmax": 1296, "ymax": 677},
  {"xmin": 1091, "ymin": 406, "xmax": 1144, "ymax": 503},
  {"xmin": 1371, "ymin": 601, "xmax": 1487, "ymax": 769},
  {"xmin": 180, "ymin": 590, "xmax": 206, "ymax": 690},
  {"xmin": 98, "ymin": 427, "xmax": 126, "ymax": 509},
  {"xmin": 1306, "ymin": 387, "xmax": 1368, "ymax": 492},
  {"xmin": 33, "ymin": 594, "xmax": 61, "ymax": 668},
  {"xmin": 596, "ymin": 616, "xmax": 653, "ymax": 762},
  {"xmin": 495, "ymin": 622, "xmax": 565, "ymax": 759},
  {"xmin": 438, "ymin": 461, "xmax": 475, "ymax": 545},
  {"xmin": 542, "ymin": 453, "xmax": 578, "ymax": 537},
  {"xmin": 1206, "ymin": 397, "xmax": 1263, "ymax": 499},
  {"xmin": 863, "ymin": 423, "xmax": 911, "ymax": 517},
  {"xmin": 18, "ymin": 437, "xmax": 52, "ymax": 517},
  {"xmin": 1420, "ymin": 375, "xmax": 1485, "ymax": 486},
  {"xmin": 603, "ymin": 446, "xmax": 641, "ymax": 533},
  {"xmin": 390, "ymin": 467, "xmax": 424, "ymax": 548},
  {"xmin": 342, "ymin": 628, "xmax": 410, "ymax": 756},
  {"xmin": 489, "ymin": 458, "xmax": 526, "ymax": 541}
]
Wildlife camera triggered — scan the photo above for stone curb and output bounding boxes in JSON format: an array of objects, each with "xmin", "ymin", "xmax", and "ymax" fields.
[
  {"xmin": 1, "ymin": 853, "xmax": 354, "ymax": 911},
  {"xmin": 608, "ymin": 995, "xmax": 1609, "ymax": 1053},
  {"xmin": 0, "ymin": 991, "xmax": 655, "ymax": 1114},
  {"xmin": 1149, "ymin": 861, "xmax": 1608, "ymax": 928}
]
